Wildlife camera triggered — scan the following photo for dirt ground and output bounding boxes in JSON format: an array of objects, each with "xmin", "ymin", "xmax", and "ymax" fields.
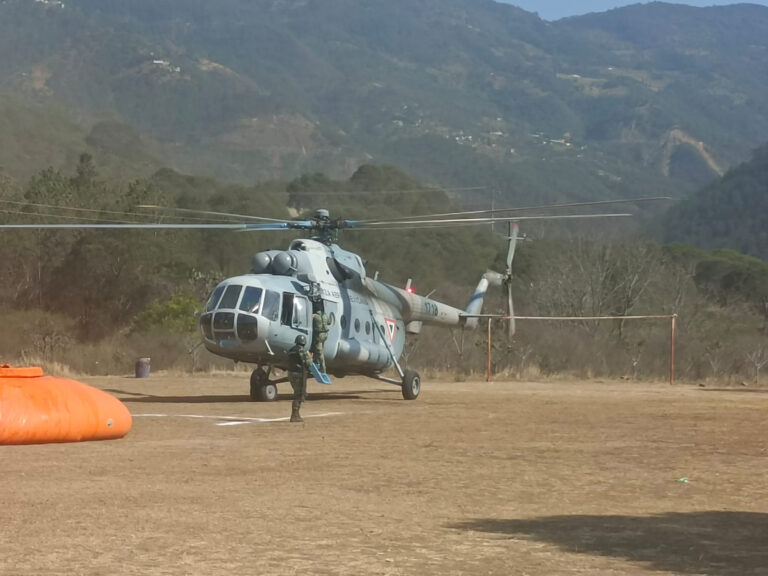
[{"xmin": 2, "ymin": 374, "xmax": 768, "ymax": 576}]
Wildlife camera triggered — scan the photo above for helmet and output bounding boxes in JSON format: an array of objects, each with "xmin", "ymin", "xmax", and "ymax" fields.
[{"xmin": 295, "ymin": 334, "xmax": 307, "ymax": 346}]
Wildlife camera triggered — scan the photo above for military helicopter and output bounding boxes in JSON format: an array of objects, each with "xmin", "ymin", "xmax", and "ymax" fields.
[
  {"xmin": 0, "ymin": 197, "xmax": 665, "ymax": 401},
  {"xmin": 197, "ymin": 208, "xmax": 515, "ymax": 402}
]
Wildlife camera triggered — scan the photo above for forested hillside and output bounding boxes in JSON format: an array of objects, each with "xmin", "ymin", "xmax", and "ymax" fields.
[
  {"xmin": 1, "ymin": 0, "xmax": 767, "ymax": 205},
  {"xmin": 663, "ymin": 144, "xmax": 768, "ymax": 260}
]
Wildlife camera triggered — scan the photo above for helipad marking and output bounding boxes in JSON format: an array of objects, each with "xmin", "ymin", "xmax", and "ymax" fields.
[{"xmin": 132, "ymin": 412, "xmax": 343, "ymax": 425}]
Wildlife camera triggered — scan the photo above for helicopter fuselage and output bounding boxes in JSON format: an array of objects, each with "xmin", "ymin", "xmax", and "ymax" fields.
[{"xmin": 199, "ymin": 238, "xmax": 473, "ymax": 377}]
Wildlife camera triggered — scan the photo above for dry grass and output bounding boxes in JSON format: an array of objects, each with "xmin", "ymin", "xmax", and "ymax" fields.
[
  {"xmin": 11, "ymin": 355, "xmax": 81, "ymax": 378},
  {"xmin": 3, "ymin": 376, "xmax": 768, "ymax": 575}
]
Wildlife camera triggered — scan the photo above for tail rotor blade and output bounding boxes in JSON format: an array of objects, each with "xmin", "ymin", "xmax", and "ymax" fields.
[
  {"xmin": 505, "ymin": 222, "xmax": 517, "ymax": 338},
  {"xmin": 506, "ymin": 222, "xmax": 518, "ymax": 271},
  {"xmin": 507, "ymin": 282, "xmax": 515, "ymax": 339}
]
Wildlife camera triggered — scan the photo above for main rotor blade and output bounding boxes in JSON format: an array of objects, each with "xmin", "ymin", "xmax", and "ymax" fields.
[
  {"xmin": 341, "ymin": 221, "xmax": 499, "ymax": 231},
  {"xmin": 354, "ymin": 196, "xmax": 670, "ymax": 223},
  {"xmin": 0, "ymin": 222, "xmax": 308, "ymax": 230},
  {"xmin": 287, "ymin": 185, "xmax": 486, "ymax": 196},
  {"xmin": 356, "ymin": 213, "xmax": 632, "ymax": 227},
  {"xmin": 136, "ymin": 205, "xmax": 290, "ymax": 223},
  {"xmin": 0, "ymin": 199, "xmax": 158, "ymax": 221},
  {"xmin": 0, "ymin": 199, "xmax": 274, "ymax": 224},
  {"xmin": 0, "ymin": 208, "xmax": 138, "ymax": 224}
]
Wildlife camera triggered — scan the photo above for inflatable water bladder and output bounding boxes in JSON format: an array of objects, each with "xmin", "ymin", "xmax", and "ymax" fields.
[{"xmin": 0, "ymin": 365, "xmax": 132, "ymax": 444}]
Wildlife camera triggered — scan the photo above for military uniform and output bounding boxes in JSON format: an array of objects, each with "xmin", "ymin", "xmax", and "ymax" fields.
[
  {"xmin": 311, "ymin": 310, "xmax": 330, "ymax": 373},
  {"xmin": 287, "ymin": 337, "xmax": 312, "ymax": 422}
]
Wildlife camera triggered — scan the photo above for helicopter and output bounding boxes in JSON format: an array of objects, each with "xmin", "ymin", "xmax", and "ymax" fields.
[
  {"xmin": 0, "ymin": 197, "xmax": 666, "ymax": 401},
  {"xmin": 197, "ymin": 208, "xmax": 517, "ymax": 402}
]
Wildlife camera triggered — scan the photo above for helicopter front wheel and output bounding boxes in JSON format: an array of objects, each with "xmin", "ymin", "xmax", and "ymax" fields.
[
  {"xmin": 401, "ymin": 370, "xmax": 421, "ymax": 400},
  {"xmin": 250, "ymin": 368, "xmax": 277, "ymax": 402}
]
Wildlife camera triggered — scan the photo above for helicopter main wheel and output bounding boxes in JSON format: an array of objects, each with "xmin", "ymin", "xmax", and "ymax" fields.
[
  {"xmin": 250, "ymin": 368, "xmax": 277, "ymax": 402},
  {"xmin": 401, "ymin": 370, "xmax": 421, "ymax": 400}
]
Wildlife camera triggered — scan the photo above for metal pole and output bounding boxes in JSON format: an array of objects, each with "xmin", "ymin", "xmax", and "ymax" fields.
[
  {"xmin": 670, "ymin": 314, "xmax": 677, "ymax": 385},
  {"xmin": 487, "ymin": 317, "xmax": 492, "ymax": 382}
]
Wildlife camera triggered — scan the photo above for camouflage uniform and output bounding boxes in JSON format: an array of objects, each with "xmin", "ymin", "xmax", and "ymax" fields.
[
  {"xmin": 287, "ymin": 338, "xmax": 312, "ymax": 422},
  {"xmin": 311, "ymin": 310, "xmax": 330, "ymax": 373}
]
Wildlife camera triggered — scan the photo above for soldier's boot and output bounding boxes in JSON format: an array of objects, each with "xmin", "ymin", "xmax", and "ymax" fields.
[{"xmin": 290, "ymin": 405, "xmax": 304, "ymax": 423}]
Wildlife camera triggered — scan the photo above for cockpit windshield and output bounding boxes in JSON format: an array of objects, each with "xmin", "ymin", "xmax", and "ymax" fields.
[
  {"xmin": 205, "ymin": 285, "xmax": 225, "ymax": 312},
  {"xmin": 239, "ymin": 286, "xmax": 263, "ymax": 314},
  {"xmin": 218, "ymin": 284, "xmax": 243, "ymax": 309}
]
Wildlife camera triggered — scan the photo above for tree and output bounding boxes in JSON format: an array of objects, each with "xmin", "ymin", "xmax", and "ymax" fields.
[
  {"xmin": 746, "ymin": 346, "xmax": 768, "ymax": 385},
  {"xmin": 523, "ymin": 236, "xmax": 660, "ymax": 339}
]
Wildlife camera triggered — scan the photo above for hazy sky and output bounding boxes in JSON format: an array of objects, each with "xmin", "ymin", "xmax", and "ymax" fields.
[{"xmin": 502, "ymin": 1, "xmax": 768, "ymax": 21}]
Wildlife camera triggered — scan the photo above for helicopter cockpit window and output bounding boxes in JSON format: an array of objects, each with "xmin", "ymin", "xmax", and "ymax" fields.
[
  {"xmin": 292, "ymin": 296, "xmax": 310, "ymax": 330},
  {"xmin": 205, "ymin": 285, "xmax": 225, "ymax": 313},
  {"xmin": 239, "ymin": 286, "xmax": 263, "ymax": 314},
  {"xmin": 281, "ymin": 293, "xmax": 294, "ymax": 325},
  {"xmin": 262, "ymin": 290, "xmax": 280, "ymax": 322},
  {"xmin": 218, "ymin": 284, "xmax": 243, "ymax": 309}
]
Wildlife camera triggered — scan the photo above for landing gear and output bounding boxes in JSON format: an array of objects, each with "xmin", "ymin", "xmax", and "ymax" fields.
[
  {"xmin": 250, "ymin": 367, "xmax": 278, "ymax": 402},
  {"xmin": 401, "ymin": 369, "xmax": 421, "ymax": 400},
  {"xmin": 368, "ymin": 370, "xmax": 421, "ymax": 400}
]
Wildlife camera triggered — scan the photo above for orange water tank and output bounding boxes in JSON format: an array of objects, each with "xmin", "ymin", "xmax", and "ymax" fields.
[{"xmin": 0, "ymin": 365, "xmax": 132, "ymax": 444}]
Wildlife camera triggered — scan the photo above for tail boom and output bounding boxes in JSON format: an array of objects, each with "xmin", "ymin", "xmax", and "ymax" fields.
[
  {"xmin": 362, "ymin": 270, "xmax": 501, "ymax": 331},
  {"xmin": 463, "ymin": 271, "xmax": 502, "ymax": 330},
  {"xmin": 362, "ymin": 278, "xmax": 465, "ymax": 328}
]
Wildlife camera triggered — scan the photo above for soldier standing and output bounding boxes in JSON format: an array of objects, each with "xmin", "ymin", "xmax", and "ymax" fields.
[
  {"xmin": 311, "ymin": 306, "xmax": 330, "ymax": 373},
  {"xmin": 287, "ymin": 334, "xmax": 312, "ymax": 423}
]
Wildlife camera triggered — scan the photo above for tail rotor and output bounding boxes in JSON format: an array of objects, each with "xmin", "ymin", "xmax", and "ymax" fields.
[{"xmin": 503, "ymin": 222, "xmax": 518, "ymax": 339}]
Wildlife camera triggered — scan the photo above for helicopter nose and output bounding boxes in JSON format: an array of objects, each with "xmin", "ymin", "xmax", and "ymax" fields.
[
  {"xmin": 213, "ymin": 311, "xmax": 235, "ymax": 332},
  {"xmin": 237, "ymin": 314, "xmax": 259, "ymax": 342},
  {"xmin": 200, "ymin": 312, "xmax": 214, "ymax": 340},
  {"xmin": 200, "ymin": 309, "xmax": 260, "ymax": 345},
  {"xmin": 199, "ymin": 310, "xmax": 236, "ymax": 343}
]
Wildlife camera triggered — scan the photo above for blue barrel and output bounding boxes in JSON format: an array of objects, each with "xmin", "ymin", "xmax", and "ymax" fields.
[{"xmin": 135, "ymin": 357, "xmax": 151, "ymax": 378}]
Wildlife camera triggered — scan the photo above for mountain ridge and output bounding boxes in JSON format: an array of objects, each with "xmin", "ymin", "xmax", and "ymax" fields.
[{"xmin": 0, "ymin": 0, "xmax": 766, "ymax": 206}]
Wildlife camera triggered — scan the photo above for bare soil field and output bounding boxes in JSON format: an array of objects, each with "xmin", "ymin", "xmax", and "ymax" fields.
[{"xmin": 2, "ymin": 374, "xmax": 768, "ymax": 575}]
